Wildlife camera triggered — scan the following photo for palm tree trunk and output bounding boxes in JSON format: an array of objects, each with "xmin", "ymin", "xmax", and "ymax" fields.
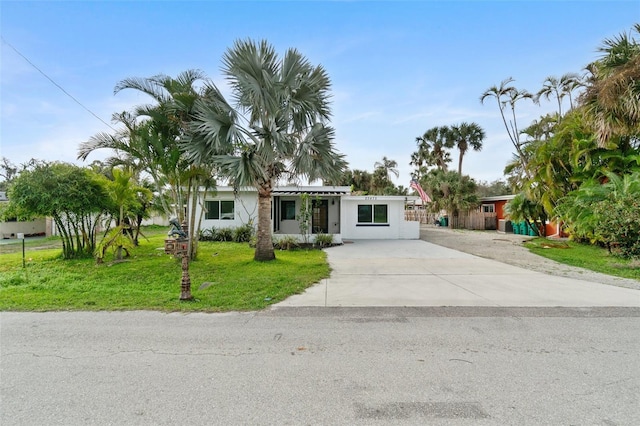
[
  {"xmin": 458, "ymin": 151, "xmax": 464, "ymax": 175},
  {"xmin": 189, "ymin": 178, "xmax": 199, "ymax": 260},
  {"xmin": 255, "ymin": 183, "xmax": 275, "ymax": 261}
]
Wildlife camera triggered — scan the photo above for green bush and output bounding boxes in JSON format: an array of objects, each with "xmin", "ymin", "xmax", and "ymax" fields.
[
  {"xmin": 274, "ymin": 235, "xmax": 298, "ymax": 251},
  {"xmin": 314, "ymin": 233, "xmax": 334, "ymax": 248},
  {"xmin": 215, "ymin": 227, "xmax": 234, "ymax": 242},
  {"xmin": 199, "ymin": 227, "xmax": 214, "ymax": 241},
  {"xmin": 233, "ymin": 224, "xmax": 254, "ymax": 243},
  {"xmin": 593, "ymin": 196, "xmax": 640, "ymax": 258}
]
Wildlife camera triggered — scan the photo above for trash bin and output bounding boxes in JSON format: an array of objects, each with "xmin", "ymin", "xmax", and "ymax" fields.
[
  {"xmin": 513, "ymin": 222, "xmax": 520, "ymax": 234},
  {"xmin": 442, "ymin": 217, "xmax": 448, "ymax": 227},
  {"xmin": 527, "ymin": 223, "xmax": 538, "ymax": 236}
]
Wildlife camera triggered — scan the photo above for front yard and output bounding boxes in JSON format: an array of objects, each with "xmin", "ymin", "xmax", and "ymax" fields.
[{"xmin": 0, "ymin": 228, "xmax": 329, "ymax": 312}]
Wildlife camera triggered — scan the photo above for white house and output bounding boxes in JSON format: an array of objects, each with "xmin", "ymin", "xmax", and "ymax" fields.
[
  {"xmin": 0, "ymin": 191, "xmax": 48, "ymax": 239},
  {"xmin": 195, "ymin": 186, "xmax": 420, "ymax": 243}
]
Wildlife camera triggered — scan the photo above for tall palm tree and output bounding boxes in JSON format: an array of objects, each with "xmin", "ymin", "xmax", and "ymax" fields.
[
  {"xmin": 414, "ymin": 126, "xmax": 453, "ymax": 172},
  {"xmin": 581, "ymin": 24, "xmax": 640, "ymax": 147},
  {"xmin": 78, "ymin": 70, "xmax": 215, "ymax": 259},
  {"xmin": 183, "ymin": 39, "xmax": 347, "ymax": 261},
  {"xmin": 374, "ymin": 156, "xmax": 399, "ymax": 182},
  {"xmin": 537, "ymin": 76, "xmax": 566, "ymax": 119},
  {"xmin": 480, "ymin": 77, "xmax": 534, "ymax": 177},
  {"xmin": 448, "ymin": 122, "xmax": 485, "ymax": 175},
  {"xmin": 559, "ymin": 72, "xmax": 584, "ymax": 111}
]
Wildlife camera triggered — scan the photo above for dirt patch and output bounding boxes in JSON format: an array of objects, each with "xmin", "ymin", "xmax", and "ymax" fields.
[{"xmin": 420, "ymin": 225, "xmax": 640, "ymax": 290}]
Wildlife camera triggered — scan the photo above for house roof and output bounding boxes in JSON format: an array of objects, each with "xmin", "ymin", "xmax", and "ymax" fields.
[
  {"xmin": 272, "ymin": 186, "xmax": 351, "ymax": 196},
  {"xmin": 344, "ymin": 195, "xmax": 419, "ymax": 202},
  {"xmin": 200, "ymin": 186, "xmax": 351, "ymax": 195},
  {"xmin": 480, "ymin": 194, "xmax": 516, "ymax": 202}
]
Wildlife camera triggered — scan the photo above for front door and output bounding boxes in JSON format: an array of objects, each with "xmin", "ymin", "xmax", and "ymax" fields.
[{"xmin": 312, "ymin": 199, "xmax": 329, "ymax": 234}]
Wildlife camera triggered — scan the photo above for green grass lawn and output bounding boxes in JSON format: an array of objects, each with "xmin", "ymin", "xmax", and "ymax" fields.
[
  {"xmin": 0, "ymin": 229, "xmax": 329, "ymax": 312},
  {"xmin": 525, "ymin": 238, "xmax": 640, "ymax": 281}
]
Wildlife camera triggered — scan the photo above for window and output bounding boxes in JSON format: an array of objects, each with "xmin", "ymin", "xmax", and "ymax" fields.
[
  {"xmin": 281, "ymin": 200, "xmax": 296, "ymax": 220},
  {"xmin": 482, "ymin": 204, "xmax": 495, "ymax": 213},
  {"xmin": 358, "ymin": 205, "xmax": 372, "ymax": 223},
  {"xmin": 357, "ymin": 204, "xmax": 388, "ymax": 224},
  {"xmin": 205, "ymin": 200, "xmax": 235, "ymax": 220}
]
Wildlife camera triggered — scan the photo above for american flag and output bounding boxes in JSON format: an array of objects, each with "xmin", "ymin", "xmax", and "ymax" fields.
[{"xmin": 410, "ymin": 179, "xmax": 431, "ymax": 203}]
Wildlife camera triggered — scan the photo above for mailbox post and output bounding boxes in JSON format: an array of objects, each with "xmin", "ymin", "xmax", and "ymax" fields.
[{"xmin": 164, "ymin": 219, "xmax": 193, "ymax": 301}]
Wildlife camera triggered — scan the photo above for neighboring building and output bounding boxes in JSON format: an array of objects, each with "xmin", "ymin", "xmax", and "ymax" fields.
[
  {"xmin": 481, "ymin": 194, "xmax": 562, "ymax": 237},
  {"xmin": 195, "ymin": 186, "xmax": 420, "ymax": 243},
  {"xmin": 0, "ymin": 191, "xmax": 47, "ymax": 238},
  {"xmin": 480, "ymin": 194, "xmax": 516, "ymax": 232}
]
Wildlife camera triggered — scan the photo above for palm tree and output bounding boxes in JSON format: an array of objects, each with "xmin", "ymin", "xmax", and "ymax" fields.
[
  {"xmin": 480, "ymin": 78, "xmax": 534, "ymax": 177},
  {"xmin": 183, "ymin": 39, "xmax": 347, "ymax": 261},
  {"xmin": 351, "ymin": 169, "xmax": 373, "ymax": 194},
  {"xmin": 422, "ymin": 169, "xmax": 479, "ymax": 228},
  {"xmin": 414, "ymin": 126, "xmax": 453, "ymax": 172},
  {"xmin": 536, "ymin": 76, "xmax": 566, "ymax": 119},
  {"xmin": 559, "ymin": 72, "xmax": 583, "ymax": 111},
  {"xmin": 78, "ymin": 70, "xmax": 215, "ymax": 259},
  {"xmin": 374, "ymin": 156, "xmax": 399, "ymax": 184},
  {"xmin": 581, "ymin": 24, "xmax": 640, "ymax": 147},
  {"xmin": 448, "ymin": 122, "xmax": 485, "ymax": 175}
]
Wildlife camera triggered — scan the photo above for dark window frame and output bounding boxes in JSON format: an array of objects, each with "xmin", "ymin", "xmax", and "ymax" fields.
[{"xmin": 281, "ymin": 200, "xmax": 296, "ymax": 220}]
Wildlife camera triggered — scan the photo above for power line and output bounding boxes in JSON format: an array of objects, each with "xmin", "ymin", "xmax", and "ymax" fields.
[{"xmin": 1, "ymin": 36, "xmax": 116, "ymax": 132}]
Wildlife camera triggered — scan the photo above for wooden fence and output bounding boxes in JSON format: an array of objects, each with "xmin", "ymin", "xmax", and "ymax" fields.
[
  {"xmin": 405, "ymin": 209, "xmax": 497, "ymax": 230},
  {"xmin": 404, "ymin": 210, "xmax": 437, "ymax": 225},
  {"xmin": 450, "ymin": 212, "xmax": 497, "ymax": 230}
]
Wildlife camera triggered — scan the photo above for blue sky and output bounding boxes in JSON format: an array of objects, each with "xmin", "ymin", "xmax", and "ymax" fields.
[{"xmin": 1, "ymin": 1, "xmax": 638, "ymax": 188}]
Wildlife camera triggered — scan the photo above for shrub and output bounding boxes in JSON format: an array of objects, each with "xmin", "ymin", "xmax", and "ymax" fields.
[
  {"xmin": 592, "ymin": 195, "xmax": 640, "ymax": 258},
  {"xmin": 199, "ymin": 227, "xmax": 215, "ymax": 241},
  {"xmin": 314, "ymin": 233, "xmax": 333, "ymax": 248},
  {"xmin": 215, "ymin": 227, "xmax": 234, "ymax": 242},
  {"xmin": 274, "ymin": 235, "xmax": 298, "ymax": 251},
  {"xmin": 233, "ymin": 224, "xmax": 254, "ymax": 243}
]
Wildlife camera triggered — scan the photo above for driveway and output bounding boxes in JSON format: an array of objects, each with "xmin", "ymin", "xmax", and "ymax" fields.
[{"xmin": 273, "ymin": 239, "xmax": 640, "ymax": 308}]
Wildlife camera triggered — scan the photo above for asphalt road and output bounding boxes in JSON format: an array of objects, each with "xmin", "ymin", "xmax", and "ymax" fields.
[{"xmin": 2, "ymin": 308, "xmax": 639, "ymax": 425}]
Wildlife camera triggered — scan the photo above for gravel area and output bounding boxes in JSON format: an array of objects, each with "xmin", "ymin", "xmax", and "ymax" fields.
[{"xmin": 420, "ymin": 225, "xmax": 640, "ymax": 290}]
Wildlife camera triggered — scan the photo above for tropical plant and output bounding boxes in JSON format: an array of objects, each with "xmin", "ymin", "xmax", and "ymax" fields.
[
  {"xmin": 232, "ymin": 223, "xmax": 254, "ymax": 243},
  {"xmin": 480, "ymin": 77, "xmax": 534, "ymax": 177},
  {"xmin": 555, "ymin": 172, "xmax": 640, "ymax": 257},
  {"xmin": 581, "ymin": 24, "xmax": 640, "ymax": 148},
  {"xmin": 421, "ymin": 169, "xmax": 479, "ymax": 227},
  {"xmin": 182, "ymin": 39, "xmax": 347, "ymax": 261},
  {"xmin": 559, "ymin": 72, "xmax": 584, "ymax": 111},
  {"xmin": 273, "ymin": 235, "xmax": 298, "ymax": 251},
  {"xmin": 314, "ymin": 233, "xmax": 333, "ymax": 248},
  {"xmin": 504, "ymin": 193, "xmax": 547, "ymax": 236},
  {"xmin": 95, "ymin": 167, "xmax": 153, "ymax": 262},
  {"xmin": 448, "ymin": 122, "xmax": 485, "ymax": 175},
  {"xmin": 7, "ymin": 162, "xmax": 110, "ymax": 259},
  {"xmin": 78, "ymin": 70, "xmax": 217, "ymax": 259},
  {"xmin": 374, "ymin": 156, "xmax": 399, "ymax": 182},
  {"xmin": 536, "ymin": 76, "xmax": 566, "ymax": 118},
  {"xmin": 296, "ymin": 193, "xmax": 313, "ymax": 244},
  {"xmin": 413, "ymin": 126, "xmax": 454, "ymax": 172}
]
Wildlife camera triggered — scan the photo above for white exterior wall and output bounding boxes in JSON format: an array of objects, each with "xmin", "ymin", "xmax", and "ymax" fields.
[
  {"xmin": 341, "ymin": 196, "xmax": 419, "ymax": 240},
  {"xmin": 195, "ymin": 187, "xmax": 417, "ymax": 241},
  {"xmin": 276, "ymin": 196, "xmax": 300, "ymax": 234},
  {"xmin": 197, "ymin": 188, "xmax": 258, "ymax": 231},
  {"xmin": 0, "ymin": 218, "xmax": 46, "ymax": 238}
]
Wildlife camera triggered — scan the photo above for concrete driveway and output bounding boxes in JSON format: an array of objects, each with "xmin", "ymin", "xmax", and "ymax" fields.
[{"xmin": 274, "ymin": 240, "xmax": 640, "ymax": 308}]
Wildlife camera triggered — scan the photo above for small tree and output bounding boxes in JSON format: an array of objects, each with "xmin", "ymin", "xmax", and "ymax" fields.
[
  {"xmin": 296, "ymin": 193, "xmax": 313, "ymax": 245},
  {"xmin": 422, "ymin": 170, "xmax": 479, "ymax": 228},
  {"xmin": 505, "ymin": 193, "xmax": 547, "ymax": 236},
  {"xmin": 7, "ymin": 162, "xmax": 110, "ymax": 259}
]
